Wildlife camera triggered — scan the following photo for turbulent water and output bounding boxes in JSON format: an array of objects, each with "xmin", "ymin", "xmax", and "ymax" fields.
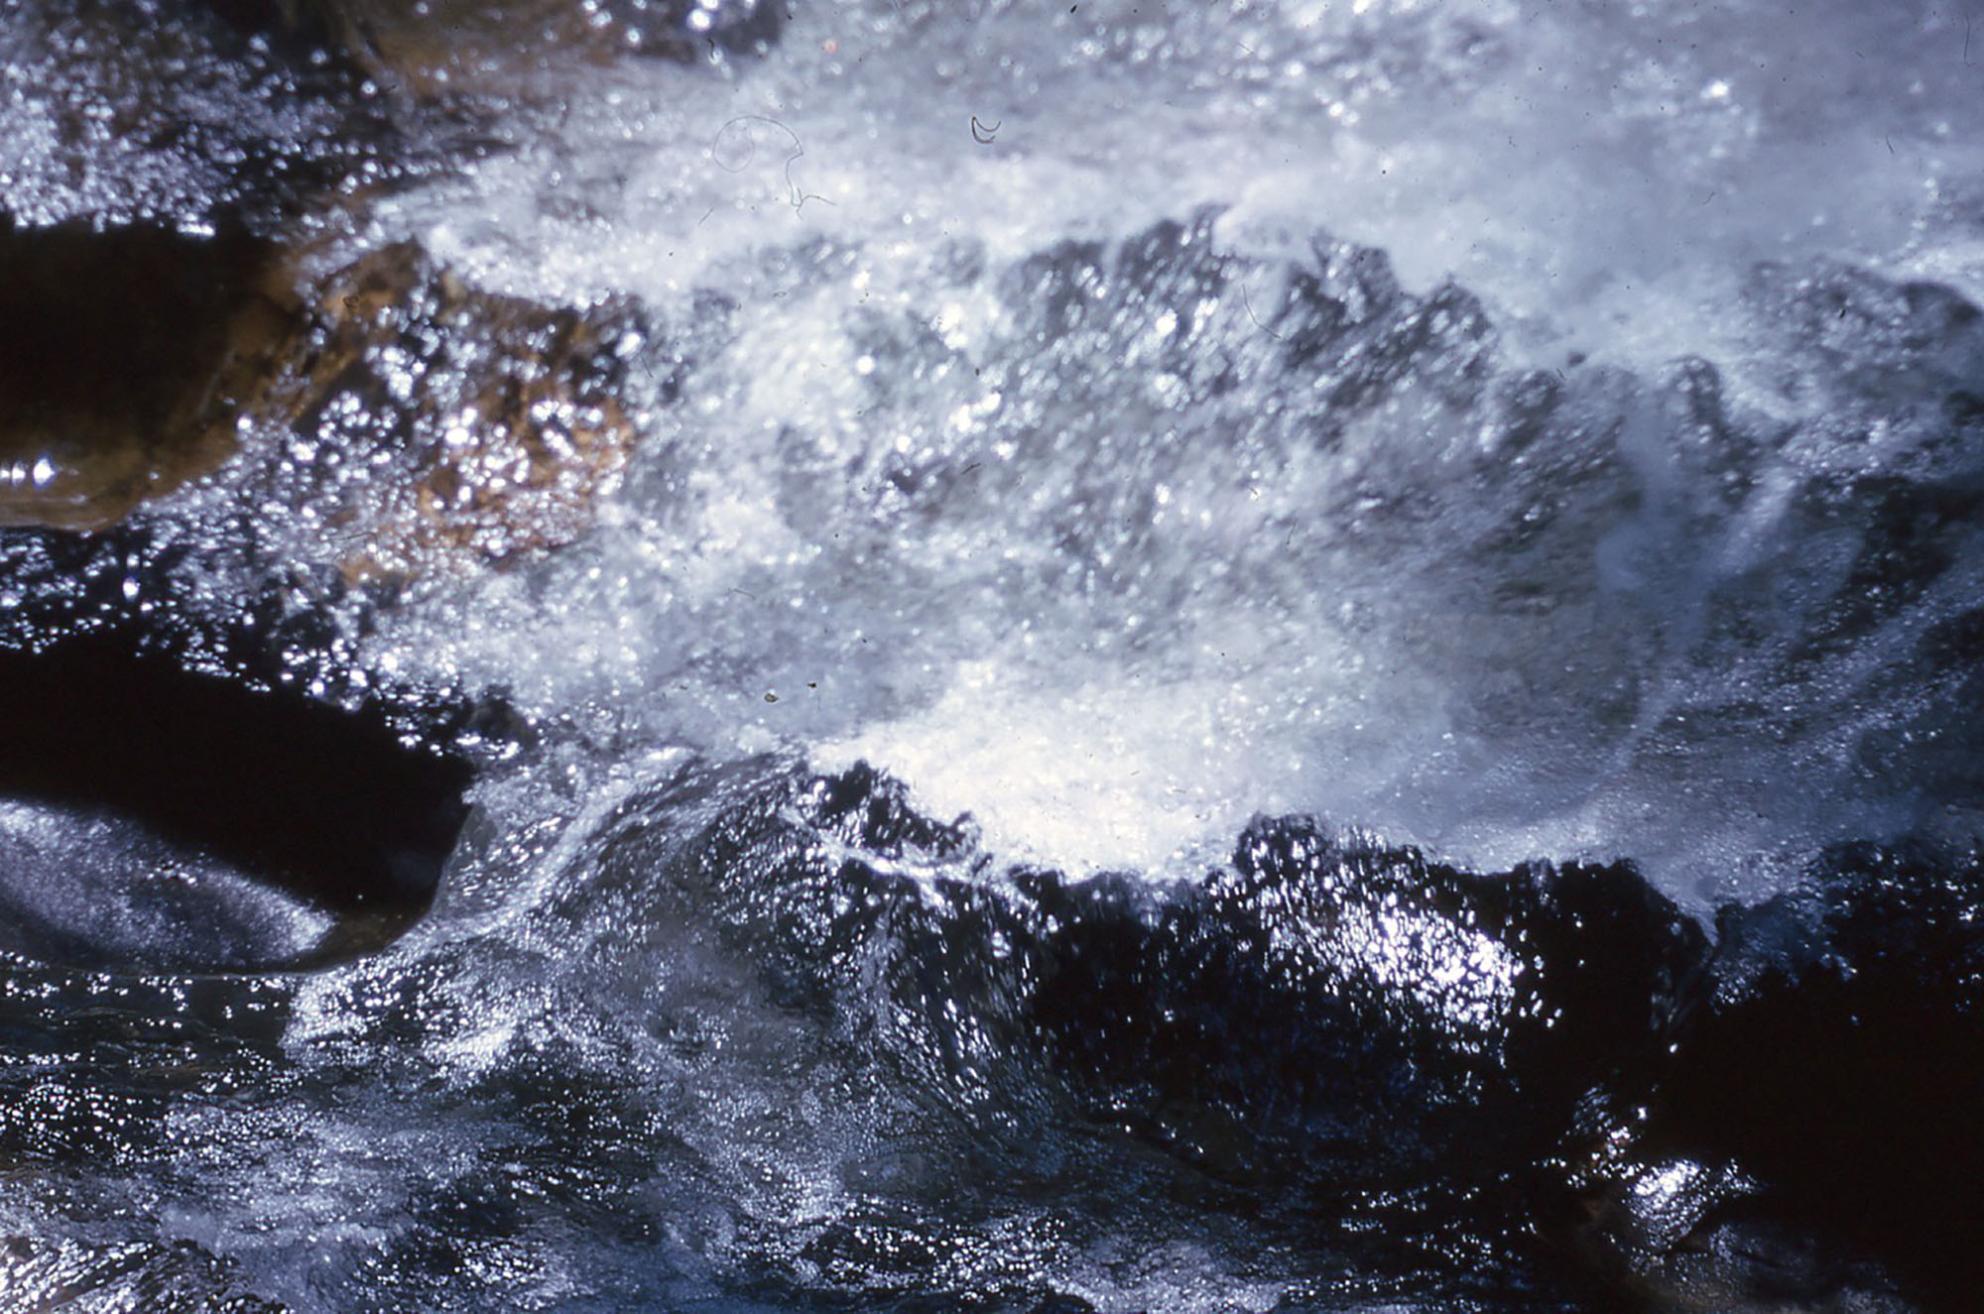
[{"xmin": 2, "ymin": 1, "xmax": 1983, "ymax": 1310}]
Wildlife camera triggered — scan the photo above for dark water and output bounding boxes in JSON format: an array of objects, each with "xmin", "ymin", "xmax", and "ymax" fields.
[{"xmin": 3, "ymin": 1, "xmax": 1983, "ymax": 1310}]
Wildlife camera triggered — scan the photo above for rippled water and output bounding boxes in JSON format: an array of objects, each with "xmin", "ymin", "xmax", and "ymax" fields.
[{"xmin": 2, "ymin": 1, "xmax": 1982, "ymax": 1310}]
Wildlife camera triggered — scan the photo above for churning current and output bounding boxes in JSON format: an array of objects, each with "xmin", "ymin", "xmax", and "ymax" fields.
[{"xmin": 1, "ymin": 1, "xmax": 1982, "ymax": 1310}]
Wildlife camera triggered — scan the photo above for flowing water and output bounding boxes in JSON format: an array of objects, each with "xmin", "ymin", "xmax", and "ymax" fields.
[{"xmin": 2, "ymin": 1, "xmax": 1982, "ymax": 1310}]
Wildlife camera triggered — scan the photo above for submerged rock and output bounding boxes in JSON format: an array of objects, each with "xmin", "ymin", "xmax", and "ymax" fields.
[
  {"xmin": 268, "ymin": 0, "xmax": 784, "ymax": 94},
  {"xmin": 2, "ymin": 0, "xmax": 405, "ymax": 233},
  {"xmin": 2, "ymin": 0, "xmax": 696, "ymax": 541},
  {"xmin": 0, "ymin": 744, "xmax": 1973, "ymax": 1311},
  {"xmin": 573, "ymin": 761, "xmax": 1712, "ymax": 1298},
  {"xmin": 0, "ymin": 216, "xmax": 295, "ymax": 530},
  {"xmin": 560, "ymin": 761, "xmax": 1984, "ymax": 1311},
  {"xmin": 0, "ymin": 219, "xmax": 652, "ymax": 579},
  {"xmin": 258, "ymin": 240, "xmax": 653, "ymax": 582},
  {"xmin": 684, "ymin": 765, "xmax": 1704, "ymax": 1190},
  {"xmin": 0, "ymin": 630, "xmax": 473, "ymax": 971},
  {"xmin": 1650, "ymin": 843, "xmax": 1984, "ymax": 1309}
]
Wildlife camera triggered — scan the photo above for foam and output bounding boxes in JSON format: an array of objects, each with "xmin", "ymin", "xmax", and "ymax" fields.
[{"xmin": 340, "ymin": 0, "xmax": 1984, "ymax": 908}]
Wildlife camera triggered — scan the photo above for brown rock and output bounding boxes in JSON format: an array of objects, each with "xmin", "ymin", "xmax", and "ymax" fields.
[
  {"xmin": 0, "ymin": 216, "xmax": 298, "ymax": 531},
  {"xmin": 253, "ymin": 241, "xmax": 646, "ymax": 582},
  {"xmin": 286, "ymin": 0, "xmax": 783, "ymax": 95},
  {"xmin": 2, "ymin": 210, "xmax": 645, "ymax": 574}
]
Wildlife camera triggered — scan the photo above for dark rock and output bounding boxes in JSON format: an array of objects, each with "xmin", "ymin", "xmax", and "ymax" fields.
[
  {"xmin": 0, "ymin": 223, "xmax": 664, "ymax": 560},
  {"xmin": 0, "ymin": 1232, "xmax": 285, "ymax": 1312},
  {"xmin": 0, "ymin": 629, "xmax": 473, "ymax": 968},
  {"xmin": 1790, "ymin": 474, "xmax": 1980, "ymax": 663},
  {"xmin": 651, "ymin": 763, "xmax": 1707, "ymax": 1201},
  {"xmin": 999, "ymin": 238, "xmax": 1111, "ymax": 345},
  {"xmin": 1655, "ymin": 842, "xmax": 1984, "ymax": 1309},
  {"xmin": 1744, "ymin": 261, "xmax": 1984, "ymax": 422},
  {"xmin": 286, "ymin": 0, "xmax": 785, "ymax": 94},
  {"xmin": 590, "ymin": 762, "xmax": 1984, "ymax": 1309},
  {"xmin": 1659, "ymin": 355, "xmax": 1760, "ymax": 507},
  {"xmin": 0, "ymin": 215, "xmax": 296, "ymax": 529},
  {"xmin": 3, "ymin": 0, "xmax": 404, "ymax": 232}
]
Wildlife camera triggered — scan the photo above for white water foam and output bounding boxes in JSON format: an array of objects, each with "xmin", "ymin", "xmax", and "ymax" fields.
[{"xmin": 330, "ymin": 0, "xmax": 1984, "ymax": 905}]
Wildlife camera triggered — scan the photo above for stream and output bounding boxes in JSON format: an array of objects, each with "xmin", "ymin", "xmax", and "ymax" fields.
[{"xmin": 3, "ymin": 1, "xmax": 1983, "ymax": 1309}]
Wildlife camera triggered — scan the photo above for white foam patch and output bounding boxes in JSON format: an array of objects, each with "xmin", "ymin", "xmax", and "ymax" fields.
[
  {"xmin": 819, "ymin": 662, "xmax": 1265, "ymax": 874},
  {"xmin": 340, "ymin": 0, "xmax": 1984, "ymax": 907},
  {"xmin": 372, "ymin": 0, "xmax": 1984, "ymax": 375}
]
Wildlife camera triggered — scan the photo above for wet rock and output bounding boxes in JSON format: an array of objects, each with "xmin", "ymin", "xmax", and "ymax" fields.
[
  {"xmin": 1658, "ymin": 355, "xmax": 1763, "ymax": 509},
  {"xmin": 0, "ymin": 466, "xmax": 506, "ymax": 974},
  {"xmin": 1791, "ymin": 474, "xmax": 1978, "ymax": 662},
  {"xmin": 580, "ymin": 762, "xmax": 1984, "ymax": 1310},
  {"xmin": 0, "ymin": 221, "xmax": 660, "ymax": 565},
  {"xmin": 286, "ymin": 0, "xmax": 784, "ymax": 94},
  {"xmin": 1748, "ymin": 261, "xmax": 1984, "ymax": 403},
  {"xmin": 0, "ymin": 215, "xmax": 296, "ymax": 530},
  {"xmin": 2, "ymin": 0, "xmax": 402, "ymax": 232},
  {"xmin": 628, "ymin": 763, "xmax": 1708, "ymax": 1197},
  {"xmin": 0, "ymin": 630, "xmax": 473, "ymax": 970},
  {"xmin": 999, "ymin": 237, "xmax": 1112, "ymax": 345},
  {"xmin": 0, "ymin": 1231, "xmax": 285, "ymax": 1311},
  {"xmin": 254, "ymin": 241, "xmax": 654, "ymax": 582},
  {"xmin": 1743, "ymin": 261, "xmax": 1984, "ymax": 482},
  {"xmin": 1610, "ymin": 1208, "xmax": 1913, "ymax": 1314},
  {"xmin": 1654, "ymin": 842, "xmax": 1984, "ymax": 1309}
]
